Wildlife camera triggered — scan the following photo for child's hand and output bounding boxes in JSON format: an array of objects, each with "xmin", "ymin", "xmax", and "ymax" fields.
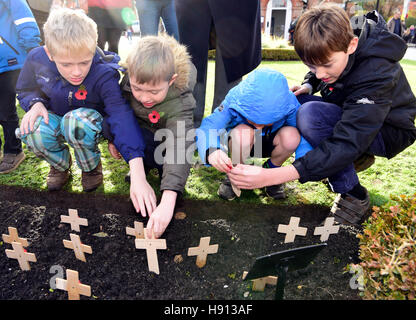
[
  {"xmin": 290, "ymin": 84, "xmax": 310, "ymax": 96},
  {"xmin": 146, "ymin": 201, "xmax": 174, "ymax": 239},
  {"xmin": 130, "ymin": 176, "xmax": 157, "ymax": 217},
  {"xmin": 228, "ymin": 163, "xmax": 266, "ymax": 189},
  {"xmin": 107, "ymin": 142, "xmax": 122, "ymax": 159},
  {"xmin": 20, "ymin": 102, "xmax": 49, "ymax": 135},
  {"xmin": 208, "ymin": 149, "xmax": 233, "ymax": 173}
]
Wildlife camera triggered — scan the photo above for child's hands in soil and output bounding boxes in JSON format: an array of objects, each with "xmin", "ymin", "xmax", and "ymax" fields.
[{"xmin": 146, "ymin": 190, "xmax": 177, "ymax": 239}]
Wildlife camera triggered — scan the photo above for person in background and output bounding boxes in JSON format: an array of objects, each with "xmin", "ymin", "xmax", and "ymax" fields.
[
  {"xmin": 175, "ymin": 0, "xmax": 262, "ymax": 128},
  {"xmin": 387, "ymin": 8, "xmax": 406, "ymax": 38},
  {"xmin": 87, "ymin": 0, "xmax": 135, "ymax": 53},
  {"xmin": 26, "ymin": 0, "xmax": 88, "ymax": 44},
  {"xmin": 135, "ymin": 0, "xmax": 179, "ymax": 41},
  {"xmin": 0, "ymin": 0, "xmax": 40, "ymax": 173}
]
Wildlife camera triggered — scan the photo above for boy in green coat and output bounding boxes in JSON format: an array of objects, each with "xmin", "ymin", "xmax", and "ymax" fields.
[{"xmin": 108, "ymin": 35, "xmax": 196, "ymax": 238}]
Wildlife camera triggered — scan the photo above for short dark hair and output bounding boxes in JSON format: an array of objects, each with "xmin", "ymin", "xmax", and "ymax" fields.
[{"xmin": 294, "ymin": 3, "xmax": 355, "ymax": 66}]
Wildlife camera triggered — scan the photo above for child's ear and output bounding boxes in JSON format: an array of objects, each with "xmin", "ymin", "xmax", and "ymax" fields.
[
  {"xmin": 168, "ymin": 73, "xmax": 178, "ymax": 86},
  {"xmin": 44, "ymin": 46, "xmax": 53, "ymax": 61},
  {"xmin": 347, "ymin": 37, "xmax": 359, "ymax": 55}
]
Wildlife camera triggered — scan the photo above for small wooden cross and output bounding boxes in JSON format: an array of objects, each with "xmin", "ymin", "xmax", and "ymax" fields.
[
  {"xmin": 277, "ymin": 217, "xmax": 307, "ymax": 243},
  {"xmin": 187, "ymin": 236, "xmax": 219, "ymax": 268},
  {"xmin": 63, "ymin": 233, "xmax": 93, "ymax": 262},
  {"xmin": 242, "ymin": 271, "xmax": 277, "ymax": 291},
  {"xmin": 56, "ymin": 269, "xmax": 91, "ymax": 300},
  {"xmin": 5, "ymin": 242, "xmax": 37, "ymax": 271},
  {"xmin": 60, "ymin": 209, "xmax": 88, "ymax": 232},
  {"xmin": 2, "ymin": 227, "xmax": 29, "ymax": 247},
  {"xmin": 135, "ymin": 228, "xmax": 167, "ymax": 275},
  {"xmin": 126, "ymin": 221, "xmax": 144, "ymax": 239},
  {"xmin": 313, "ymin": 217, "xmax": 340, "ymax": 242}
]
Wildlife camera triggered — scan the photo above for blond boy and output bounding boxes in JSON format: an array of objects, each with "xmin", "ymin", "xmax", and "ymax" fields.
[{"xmin": 16, "ymin": 8, "xmax": 147, "ymax": 199}]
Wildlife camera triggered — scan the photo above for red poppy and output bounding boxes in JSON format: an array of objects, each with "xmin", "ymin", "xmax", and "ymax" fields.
[
  {"xmin": 148, "ymin": 110, "xmax": 160, "ymax": 124},
  {"xmin": 75, "ymin": 85, "xmax": 88, "ymax": 100}
]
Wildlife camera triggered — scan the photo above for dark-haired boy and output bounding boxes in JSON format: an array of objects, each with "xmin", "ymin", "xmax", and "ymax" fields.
[{"xmin": 228, "ymin": 3, "xmax": 416, "ymax": 226}]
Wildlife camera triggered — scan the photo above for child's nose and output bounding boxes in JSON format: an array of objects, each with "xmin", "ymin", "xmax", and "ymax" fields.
[{"xmin": 315, "ymin": 67, "xmax": 327, "ymax": 79}]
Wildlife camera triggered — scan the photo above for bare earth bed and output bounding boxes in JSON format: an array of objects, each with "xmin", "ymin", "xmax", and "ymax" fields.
[{"xmin": 0, "ymin": 185, "xmax": 362, "ymax": 301}]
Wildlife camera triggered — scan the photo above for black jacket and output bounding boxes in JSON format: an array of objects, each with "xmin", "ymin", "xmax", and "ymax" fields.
[{"xmin": 293, "ymin": 11, "xmax": 416, "ymax": 183}]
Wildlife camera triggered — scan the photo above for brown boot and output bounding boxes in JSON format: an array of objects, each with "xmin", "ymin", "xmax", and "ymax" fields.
[
  {"xmin": 81, "ymin": 162, "xmax": 103, "ymax": 192},
  {"xmin": 47, "ymin": 163, "xmax": 71, "ymax": 191},
  {"xmin": 0, "ymin": 151, "xmax": 26, "ymax": 174}
]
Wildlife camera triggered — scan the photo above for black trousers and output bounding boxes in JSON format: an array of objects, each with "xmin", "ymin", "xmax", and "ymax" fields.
[{"xmin": 0, "ymin": 69, "xmax": 22, "ymax": 155}]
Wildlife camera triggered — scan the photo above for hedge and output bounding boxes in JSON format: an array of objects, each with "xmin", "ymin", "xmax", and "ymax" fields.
[{"xmin": 208, "ymin": 48, "xmax": 300, "ymax": 61}]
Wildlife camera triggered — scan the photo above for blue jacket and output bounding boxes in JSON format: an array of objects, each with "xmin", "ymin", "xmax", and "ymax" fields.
[
  {"xmin": 0, "ymin": 0, "xmax": 40, "ymax": 73},
  {"xmin": 16, "ymin": 46, "xmax": 145, "ymax": 162},
  {"xmin": 196, "ymin": 68, "xmax": 312, "ymax": 163}
]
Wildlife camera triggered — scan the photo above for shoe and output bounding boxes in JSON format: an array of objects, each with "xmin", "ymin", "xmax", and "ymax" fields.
[
  {"xmin": 82, "ymin": 161, "xmax": 103, "ymax": 192},
  {"xmin": 262, "ymin": 159, "xmax": 286, "ymax": 199},
  {"xmin": 217, "ymin": 176, "xmax": 237, "ymax": 201},
  {"xmin": 47, "ymin": 159, "xmax": 72, "ymax": 191},
  {"xmin": 0, "ymin": 151, "xmax": 26, "ymax": 174},
  {"xmin": 330, "ymin": 188, "xmax": 371, "ymax": 226},
  {"xmin": 354, "ymin": 154, "xmax": 375, "ymax": 173},
  {"xmin": 265, "ymin": 183, "xmax": 286, "ymax": 200}
]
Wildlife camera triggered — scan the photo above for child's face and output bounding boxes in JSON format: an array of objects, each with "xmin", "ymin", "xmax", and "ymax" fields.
[
  {"xmin": 305, "ymin": 37, "xmax": 358, "ymax": 84},
  {"xmin": 45, "ymin": 47, "xmax": 94, "ymax": 86},
  {"xmin": 129, "ymin": 74, "xmax": 177, "ymax": 108}
]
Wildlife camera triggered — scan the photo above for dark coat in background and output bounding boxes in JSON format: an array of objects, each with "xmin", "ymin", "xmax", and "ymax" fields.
[
  {"xmin": 175, "ymin": 0, "xmax": 261, "ymax": 84},
  {"xmin": 175, "ymin": 0, "xmax": 262, "ymax": 126}
]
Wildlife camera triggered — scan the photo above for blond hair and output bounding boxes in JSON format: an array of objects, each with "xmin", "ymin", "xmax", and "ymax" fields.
[
  {"xmin": 43, "ymin": 7, "xmax": 97, "ymax": 57},
  {"xmin": 294, "ymin": 3, "xmax": 355, "ymax": 66},
  {"xmin": 126, "ymin": 35, "xmax": 176, "ymax": 84}
]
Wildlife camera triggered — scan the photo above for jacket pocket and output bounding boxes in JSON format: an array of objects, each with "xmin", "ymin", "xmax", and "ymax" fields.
[{"xmin": 0, "ymin": 36, "xmax": 19, "ymax": 69}]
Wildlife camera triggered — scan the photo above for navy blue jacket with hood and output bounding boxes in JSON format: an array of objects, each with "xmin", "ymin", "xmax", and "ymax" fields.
[{"xmin": 196, "ymin": 68, "xmax": 313, "ymax": 164}]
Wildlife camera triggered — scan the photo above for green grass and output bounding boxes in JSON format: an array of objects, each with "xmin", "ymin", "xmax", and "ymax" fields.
[{"xmin": 1, "ymin": 59, "xmax": 416, "ymax": 209}]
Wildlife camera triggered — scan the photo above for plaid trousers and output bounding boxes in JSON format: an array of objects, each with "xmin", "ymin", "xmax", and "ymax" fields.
[{"xmin": 17, "ymin": 108, "xmax": 103, "ymax": 172}]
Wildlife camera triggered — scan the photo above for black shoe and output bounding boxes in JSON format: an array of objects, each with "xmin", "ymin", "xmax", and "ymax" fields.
[
  {"xmin": 265, "ymin": 183, "xmax": 286, "ymax": 200},
  {"xmin": 217, "ymin": 176, "xmax": 237, "ymax": 201},
  {"xmin": 262, "ymin": 159, "xmax": 286, "ymax": 199}
]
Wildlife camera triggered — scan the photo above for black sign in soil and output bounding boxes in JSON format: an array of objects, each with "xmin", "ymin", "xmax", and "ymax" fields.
[{"xmin": 0, "ymin": 185, "xmax": 362, "ymax": 300}]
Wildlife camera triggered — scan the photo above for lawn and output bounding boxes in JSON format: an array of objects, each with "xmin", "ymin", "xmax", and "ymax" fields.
[{"xmin": 1, "ymin": 58, "xmax": 415, "ymax": 209}]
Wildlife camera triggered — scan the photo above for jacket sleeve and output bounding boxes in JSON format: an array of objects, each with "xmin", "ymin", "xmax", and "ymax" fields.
[
  {"xmin": 158, "ymin": 93, "xmax": 195, "ymax": 194},
  {"xmin": 98, "ymin": 69, "xmax": 145, "ymax": 162},
  {"xmin": 292, "ymin": 58, "xmax": 396, "ymax": 183},
  {"xmin": 196, "ymin": 106, "xmax": 234, "ymax": 164},
  {"xmin": 302, "ymin": 71, "xmax": 322, "ymax": 94},
  {"xmin": 16, "ymin": 51, "xmax": 50, "ymax": 111},
  {"xmin": 11, "ymin": 0, "xmax": 41, "ymax": 51}
]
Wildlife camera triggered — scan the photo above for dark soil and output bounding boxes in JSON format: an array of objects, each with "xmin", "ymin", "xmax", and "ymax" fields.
[{"xmin": 0, "ymin": 185, "xmax": 362, "ymax": 300}]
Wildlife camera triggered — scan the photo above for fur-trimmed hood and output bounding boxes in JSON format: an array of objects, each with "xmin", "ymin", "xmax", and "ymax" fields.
[{"xmin": 165, "ymin": 35, "xmax": 197, "ymax": 92}]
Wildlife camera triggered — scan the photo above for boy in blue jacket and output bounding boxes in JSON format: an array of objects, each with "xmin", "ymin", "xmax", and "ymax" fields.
[
  {"xmin": 196, "ymin": 68, "xmax": 312, "ymax": 200},
  {"xmin": 16, "ymin": 8, "xmax": 148, "ymax": 203},
  {"xmin": 0, "ymin": 0, "xmax": 40, "ymax": 173}
]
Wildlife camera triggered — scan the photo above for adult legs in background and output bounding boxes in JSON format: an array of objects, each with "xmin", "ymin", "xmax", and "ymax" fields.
[
  {"xmin": 136, "ymin": 0, "xmax": 179, "ymax": 40},
  {"xmin": 0, "ymin": 69, "xmax": 25, "ymax": 173}
]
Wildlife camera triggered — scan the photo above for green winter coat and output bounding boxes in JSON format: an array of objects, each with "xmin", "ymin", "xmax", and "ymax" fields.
[{"xmin": 121, "ymin": 40, "xmax": 196, "ymax": 194}]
